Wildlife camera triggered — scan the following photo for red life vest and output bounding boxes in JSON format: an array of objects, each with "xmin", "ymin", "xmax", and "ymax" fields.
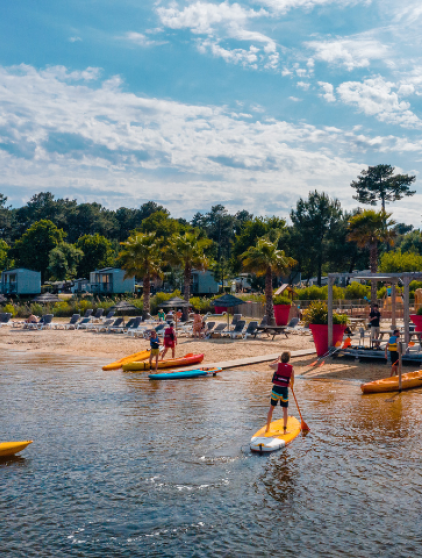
[{"xmin": 272, "ymin": 363, "xmax": 293, "ymax": 387}]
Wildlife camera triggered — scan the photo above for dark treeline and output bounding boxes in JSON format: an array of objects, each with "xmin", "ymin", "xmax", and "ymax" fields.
[{"xmin": 0, "ymin": 165, "xmax": 420, "ymax": 285}]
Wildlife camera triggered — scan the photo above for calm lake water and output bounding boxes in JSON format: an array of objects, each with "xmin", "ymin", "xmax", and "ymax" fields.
[{"xmin": 2, "ymin": 351, "xmax": 422, "ymax": 557}]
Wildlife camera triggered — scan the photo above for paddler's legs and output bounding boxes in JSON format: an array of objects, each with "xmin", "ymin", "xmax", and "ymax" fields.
[
  {"xmin": 161, "ymin": 346, "xmax": 169, "ymax": 360},
  {"xmin": 265, "ymin": 406, "xmax": 275, "ymax": 433}
]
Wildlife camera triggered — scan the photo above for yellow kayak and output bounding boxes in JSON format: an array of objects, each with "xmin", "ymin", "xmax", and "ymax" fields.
[
  {"xmin": 250, "ymin": 416, "xmax": 301, "ymax": 452},
  {"xmin": 361, "ymin": 370, "xmax": 422, "ymax": 394},
  {"xmin": 102, "ymin": 350, "xmax": 150, "ymax": 371},
  {"xmin": 0, "ymin": 440, "xmax": 33, "ymax": 457},
  {"xmin": 123, "ymin": 353, "xmax": 205, "ymax": 372}
]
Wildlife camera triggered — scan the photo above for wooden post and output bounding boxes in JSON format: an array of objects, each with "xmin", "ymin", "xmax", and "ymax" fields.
[
  {"xmin": 404, "ymin": 274, "xmax": 410, "ymax": 347},
  {"xmin": 399, "ymin": 341, "xmax": 403, "ymax": 392},
  {"xmin": 328, "ymin": 275, "xmax": 334, "ymax": 349},
  {"xmin": 391, "ymin": 282, "xmax": 396, "ymax": 329}
]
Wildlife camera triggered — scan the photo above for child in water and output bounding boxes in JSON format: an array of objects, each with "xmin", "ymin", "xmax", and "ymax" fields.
[
  {"xmin": 265, "ymin": 351, "xmax": 294, "ymax": 434},
  {"xmin": 385, "ymin": 329, "xmax": 400, "ymax": 377},
  {"xmin": 149, "ymin": 330, "xmax": 161, "ymax": 372}
]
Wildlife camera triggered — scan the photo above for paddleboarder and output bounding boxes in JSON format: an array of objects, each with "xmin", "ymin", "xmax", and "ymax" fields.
[
  {"xmin": 385, "ymin": 329, "xmax": 400, "ymax": 377},
  {"xmin": 265, "ymin": 351, "xmax": 295, "ymax": 434}
]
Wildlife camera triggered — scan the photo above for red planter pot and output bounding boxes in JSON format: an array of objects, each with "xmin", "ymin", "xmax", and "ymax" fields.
[
  {"xmin": 274, "ymin": 304, "xmax": 291, "ymax": 326},
  {"xmin": 410, "ymin": 314, "xmax": 422, "ymax": 332},
  {"xmin": 214, "ymin": 306, "xmax": 227, "ymax": 315},
  {"xmin": 309, "ymin": 324, "xmax": 347, "ymax": 357}
]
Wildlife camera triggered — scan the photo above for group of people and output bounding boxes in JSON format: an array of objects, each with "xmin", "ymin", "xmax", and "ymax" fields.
[
  {"xmin": 148, "ymin": 322, "xmax": 178, "ymax": 372},
  {"xmin": 369, "ymin": 302, "xmax": 402, "ymax": 377}
]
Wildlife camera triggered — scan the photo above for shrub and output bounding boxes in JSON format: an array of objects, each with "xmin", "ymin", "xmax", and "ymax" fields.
[
  {"xmin": 303, "ymin": 301, "xmax": 349, "ymax": 325},
  {"xmin": 273, "ymin": 295, "xmax": 292, "ymax": 306},
  {"xmin": 52, "ymin": 301, "xmax": 71, "ymax": 317},
  {"xmin": 29, "ymin": 303, "xmax": 44, "ymax": 316},
  {"xmin": 344, "ymin": 282, "xmax": 370, "ymax": 300},
  {"xmin": 3, "ymin": 303, "xmax": 16, "ymax": 317},
  {"xmin": 416, "ymin": 306, "xmax": 422, "ymax": 316}
]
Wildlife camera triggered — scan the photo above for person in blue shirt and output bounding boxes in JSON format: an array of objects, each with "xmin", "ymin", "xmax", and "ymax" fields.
[
  {"xmin": 385, "ymin": 329, "xmax": 400, "ymax": 376},
  {"xmin": 149, "ymin": 330, "xmax": 161, "ymax": 372}
]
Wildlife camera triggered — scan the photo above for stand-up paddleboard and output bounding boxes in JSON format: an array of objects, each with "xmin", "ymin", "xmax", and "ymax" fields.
[
  {"xmin": 149, "ymin": 370, "xmax": 208, "ymax": 380},
  {"xmin": 0, "ymin": 441, "xmax": 32, "ymax": 458},
  {"xmin": 250, "ymin": 416, "xmax": 301, "ymax": 453}
]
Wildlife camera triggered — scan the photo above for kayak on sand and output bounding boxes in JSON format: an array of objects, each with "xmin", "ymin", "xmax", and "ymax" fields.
[
  {"xmin": 361, "ymin": 370, "xmax": 422, "ymax": 394},
  {"xmin": 250, "ymin": 416, "xmax": 301, "ymax": 453},
  {"xmin": 122, "ymin": 353, "xmax": 204, "ymax": 372},
  {"xmin": 149, "ymin": 367, "xmax": 223, "ymax": 380},
  {"xmin": 0, "ymin": 441, "xmax": 33, "ymax": 458},
  {"xmin": 102, "ymin": 350, "xmax": 150, "ymax": 371}
]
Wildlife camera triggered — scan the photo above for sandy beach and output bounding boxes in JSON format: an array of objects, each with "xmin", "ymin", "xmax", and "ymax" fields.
[{"xmin": 1, "ymin": 322, "xmax": 409, "ymax": 383}]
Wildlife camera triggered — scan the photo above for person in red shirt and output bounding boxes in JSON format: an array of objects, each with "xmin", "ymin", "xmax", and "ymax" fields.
[
  {"xmin": 265, "ymin": 351, "xmax": 294, "ymax": 434},
  {"xmin": 161, "ymin": 322, "xmax": 177, "ymax": 360}
]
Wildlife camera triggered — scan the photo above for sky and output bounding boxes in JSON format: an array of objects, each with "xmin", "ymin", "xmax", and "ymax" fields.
[{"xmin": 1, "ymin": 0, "xmax": 422, "ymax": 225}]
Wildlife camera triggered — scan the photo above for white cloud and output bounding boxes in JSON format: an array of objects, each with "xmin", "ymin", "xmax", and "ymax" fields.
[
  {"xmin": 318, "ymin": 81, "xmax": 335, "ymax": 102},
  {"xmin": 297, "ymin": 81, "xmax": 310, "ymax": 90},
  {"xmin": 337, "ymin": 76, "xmax": 422, "ymax": 128},
  {"xmin": 69, "ymin": 36, "xmax": 82, "ymax": 43},
  {"xmin": 2, "ymin": 63, "xmax": 406, "ymax": 218},
  {"xmin": 254, "ymin": 0, "xmax": 366, "ymax": 12},
  {"xmin": 307, "ymin": 36, "xmax": 388, "ymax": 70},
  {"xmin": 157, "ymin": 1, "xmax": 279, "ymax": 69},
  {"xmin": 124, "ymin": 32, "xmax": 166, "ymax": 47}
]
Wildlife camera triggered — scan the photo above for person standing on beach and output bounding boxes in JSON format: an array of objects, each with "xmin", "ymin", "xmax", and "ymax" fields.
[
  {"xmin": 157, "ymin": 309, "xmax": 165, "ymax": 322},
  {"xmin": 149, "ymin": 330, "xmax": 161, "ymax": 372},
  {"xmin": 192, "ymin": 310, "xmax": 202, "ymax": 339},
  {"xmin": 265, "ymin": 351, "xmax": 294, "ymax": 434},
  {"xmin": 369, "ymin": 303, "xmax": 381, "ymax": 349},
  {"xmin": 385, "ymin": 329, "xmax": 400, "ymax": 376},
  {"xmin": 161, "ymin": 322, "xmax": 177, "ymax": 360}
]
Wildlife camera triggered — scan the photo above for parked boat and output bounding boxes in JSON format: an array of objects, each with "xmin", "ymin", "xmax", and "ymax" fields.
[{"xmin": 361, "ymin": 370, "xmax": 422, "ymax": 394}]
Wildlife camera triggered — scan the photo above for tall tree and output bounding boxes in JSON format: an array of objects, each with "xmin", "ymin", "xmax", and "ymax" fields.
[
  {"xmin": 0, "ymin": 239, "xmax": 10, "ymax": 270},
  {"xmin": 140, "ymin": 211, "xmax": 186, "ymax": 239},
  {"xmin": 119, "ymin": 232, "xmax": 163, "ymax": 318},
  {"xmin": 166, "ymin": 231, "xmax": 212, "ymax": 312},
  {"xmin": 347, "ymin": 210, "xmax": 396, "ymax": 303},
  {"xmin": 241, "ymin": 235, "xmax": 296, "ymax": 325},
  {"xmin": 76, "ymin": 234, "xmax": 115, "ymax": 278},
  {"xmin": 351, "ymin": 165, "xmax": 416, "ymax": 211},
  {"xmin": 0, "ymin": 194, "xmax": 13, "ymax": 242},
  {"xmin": 48, "ymin": 243, "xmax": 84, "ymax": 281},
  {"xmin": 290, "ymin": 191, "xmax": 342, "ymax": 286},
  {"xmin": 11, "ymin": 219, "xmax": 66, "ymax": 282}
]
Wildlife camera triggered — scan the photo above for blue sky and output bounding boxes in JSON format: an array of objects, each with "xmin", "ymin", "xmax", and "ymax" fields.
[{"xmin": 1, "ymin": 0, "xmax": 422, "ymax": 224}]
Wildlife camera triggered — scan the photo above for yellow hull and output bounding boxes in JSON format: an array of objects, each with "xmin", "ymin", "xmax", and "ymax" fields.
[
  {"xmin": 0, "ymin": 440, "xmax": 32, "ymax": 457},
  {"xmin": 361, "ymin": 370, "xmax": 422, "ymax": 394},
  {"xmin": 123, "ymin": 353, "xmax": 205, "ymax": 372},
  {"xmin": 250, "ymin": 416, "xmax": 301, "ymax": 452},
  {"xmin": 102, "ymin": 350, "xmax": 150, "ymax": 371}
]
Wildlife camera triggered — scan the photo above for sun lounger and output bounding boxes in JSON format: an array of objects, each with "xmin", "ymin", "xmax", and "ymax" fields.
[
  {"xmin": 211, "ymin": 322, "xmax": 228, "ymax": 337},
  {"xmin": 99, "ymin": 317, "xmax": 123, "ymax": 333},
  {"xmin": 284, "ymin": 317, "xmax": 300, "ymax": 334},
  {"xmin": 81, "ymin": 309, "xmax": 93, "ymax": 320},
  {"xmin": 109, "ymin": 318, "xmax": 136, "ymax": 334},
  {"xmin": 28, "ymin": 314, "xmax": 54, "ymax": 330},
  {"xmin": 203, "ymin": 321, "xmax": 216, "ymax": 338},
  {"xmin": 0, "ymin": 313, "xmax": 12, "ymax": 327},
  {"xmin": 91, "ymin": 319, "xmax": 114, "ymax": 332},
  {"xmin": 231, "ymin": 314, "xmax": 242, "ymax": 327},
  {"xmin": 100, "ymin": 310, "xmax": 115, "ymax": 321},
  {"xmin": 243, "ymin": 321, "xmax": 259, "ymax": 339},
  {"xmin": 229, "ymin": 320, "xmax": 246, "ymax": 339},
  {"xmin": 125, "ymin": 317, "xmax": 143, "ymax": 336},
  {"xmin": 76, "ymin": 317, "xmax": 92, "ymax": 329},
  {"xmin": 91, "ymin": 308, "xmax": 104, "ymax": 321},
  {"xmin": 54, "ymin": 314, "xmax": 80, "ymax": 330}
]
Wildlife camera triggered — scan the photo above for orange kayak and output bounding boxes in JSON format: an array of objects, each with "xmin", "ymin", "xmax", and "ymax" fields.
[
  {"xmin": 102, "ymin": 350, "xmax": 150, "ymax": 371},
  {"xmin": 361, "ymin": 370, "xmax": 422, "ymax": 394},
  {"xmin": 122, "ymin": 353, "xmax": 205, "ymax": 372}
]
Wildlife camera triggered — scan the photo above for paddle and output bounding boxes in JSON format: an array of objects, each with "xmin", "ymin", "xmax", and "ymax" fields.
[{"xmin": 291, "ymin": 386, "xmax": 310, "ymax": 432}]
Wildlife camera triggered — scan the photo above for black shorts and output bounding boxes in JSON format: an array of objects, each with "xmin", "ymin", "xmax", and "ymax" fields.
[
  {"xmin": 270, "ymin": 385, "xmax": 289, "ymax": 407},
  {"xmin": 389, "ymin": 351, "xmax": 399, "ymax": 365}
]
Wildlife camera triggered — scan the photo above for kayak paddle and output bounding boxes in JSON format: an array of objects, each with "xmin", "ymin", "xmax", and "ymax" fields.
[{"xmin": 291, "ymin": 386, "xmax": 310, "ymax": 432}]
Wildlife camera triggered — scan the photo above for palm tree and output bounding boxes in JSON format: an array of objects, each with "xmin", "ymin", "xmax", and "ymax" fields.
[
  {"xmin": 241, "ymin": 235, "xmax": 297, "ymax": 325},
  {"xmin": 166, "ymin": 231, "xmax": 213, "ymax": 310},
  {"xmin": 119, "ymin": 232, "xmax": 163, "ymax": 318},
  {"xmin": 347, "ymin": 210, "xmax": 396, "ymax": 304}
]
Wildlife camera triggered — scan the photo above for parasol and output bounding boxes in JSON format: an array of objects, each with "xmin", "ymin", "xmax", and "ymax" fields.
[
  {"xmin": 211, "ymin": 294, "xmax": 244, "ymax": 330},
  {"xmin": 157, "ymin": 296, "xmax": 190, "ymax": 308},
  {"xmin": 32, "ymin": 293, "xmax": 61, "ymax": 304},
  {"xmin": 110, "ymin": 300, "xmax": 138, "ymax": 314}
]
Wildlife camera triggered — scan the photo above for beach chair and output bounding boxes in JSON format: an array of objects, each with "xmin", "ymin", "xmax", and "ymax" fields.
[
  {"xmin": 110, "ymin": 318, "xmax": 136, "ymax": 334},
  {"xmin": 81, "ymin": 309, "xmax": 93, "ymax": 320},
  {"xmin": 243, "ymin": 321, "xmax": 259, "ymax": 339},
  {"xmin": 231, "ymin": 314, "xmax": 242, "ymax": 327},
  {"xmin": 30, "ymin": 314, "xmax": 54, "ymax": 330},
  {"xmin": 76, "ymin": 317, "xmax": 92, "ymax": 330},
  {"xmin": 204, "ymin": 321, "xmax": 216, "ymax": 338},
  {"xmin": 125, "ymin": 317, "xmax": 143, "ymax": 336},
  {"xmin": 229, "ymin": 320, "xmax": 246, "ymax": 339},
  {"xmin": 285, "ymin": 317, "xmax": 300, "ymax": 334},
  {"xmin": 211, "ymin": 323, "xmax": 228, "ymax": 337},
  {"xmin": 0, "ymin": 313, "xmax": 12, "ymax": 327},
  {"xmin": 100, "ymin": 317, "xmax": 123, "ymax": 333},
  {"xmin": 55, "ymin": 314, "xmax": 80, "ymax": 330},
  {"xmin": 91, "ymin": 308, "xmax": 104, "ymax": 322},
  {"xmin": 91, "ymin": 319, "xmax": 114, "ymax": 332},
  {"xmin": 141, "ymin": 323, "xmax": 165, "ymax": 339},
  {"xmin": 100, "ymin": 310, "xmax": 115, "ymax": 321}
]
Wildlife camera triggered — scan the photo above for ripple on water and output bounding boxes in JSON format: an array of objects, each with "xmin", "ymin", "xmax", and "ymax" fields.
[{"xmin": 1, "ymin": 351, "xmax": 422, "ymax": 557}]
